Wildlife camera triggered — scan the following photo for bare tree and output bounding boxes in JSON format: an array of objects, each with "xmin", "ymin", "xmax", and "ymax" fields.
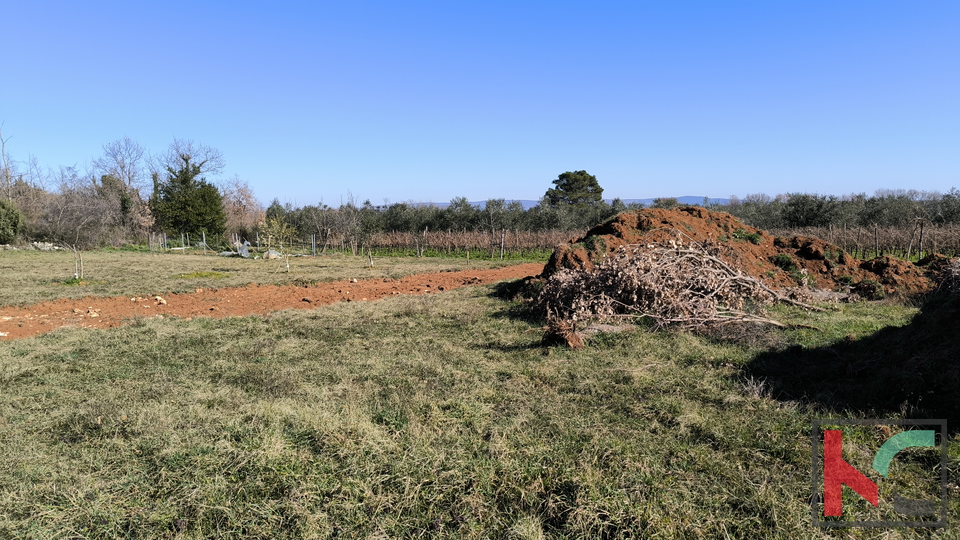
[
  {"xmin": 0, "ymin": 125, "xmax": 11, "ymax": 201},
  {"xmin": 35, "ymin": 168, "xmax": 114, "ymax": 249},
  {"xmin": 93, "ymin": 137, "xmax": 147, "ymax": 192},
  {"xmin": 220, "ymin": 175, "xmax": 264, "ymax": 241},
  {"xmin": 91, "ymin": 137, "xmax": 153, "ymax": 241},
  {"xmin": 298, "ymin": 202, "xmax": 335, "ymax": 253},
  {"xmin": 150, "ymin": 138, "xmax": 225, "ymax": 179}
]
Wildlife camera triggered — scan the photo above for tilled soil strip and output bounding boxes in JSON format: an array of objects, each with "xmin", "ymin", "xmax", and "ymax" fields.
[{"xmin": 0, "ymin": 263, "xmax": 545, "ymax": 341}]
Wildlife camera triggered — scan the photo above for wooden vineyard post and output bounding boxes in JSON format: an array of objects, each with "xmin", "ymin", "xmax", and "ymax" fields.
[
  {"xmin": 202, "ymin": 232, "xmax": 207, "ymax": 255},
  {"xmin": 855, "ymin": 227, "xmax": 862, "ymax": 259},
  {"xmin": 874, "ymin": 224, "xmax": 880, "ymax": 259},
  {"xmin": 500, "ymin": 229, "xmax": 506, "ymax": 260},
  {"xmin": 906, "ymin": 221, "xmax": 918, "ymax": 261},
  {"xmin": 918, "ymin": 219, "xmax": 925, "ymax": 260}
]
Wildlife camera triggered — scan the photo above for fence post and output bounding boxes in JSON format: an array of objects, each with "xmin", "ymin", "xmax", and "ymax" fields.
[
  {"xmin": 202, "ymin": 232, "xmax": 207, "ymax": 255},
  {"xmin": 312, "ymin": 234, "xmax": 316, "ymax": 257},
  {"xmin": 163, "ymin": 232, "xmax": 167, "ymax": 251}
]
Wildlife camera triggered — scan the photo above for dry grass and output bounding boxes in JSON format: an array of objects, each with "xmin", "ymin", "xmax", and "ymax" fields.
[
  {"xmin": 0, "ymin": 253, "xmax": 957, "ymax": 538},
  {"xmin": 0, "ymin": 250, "xmax": 529, "ymax": 306}
]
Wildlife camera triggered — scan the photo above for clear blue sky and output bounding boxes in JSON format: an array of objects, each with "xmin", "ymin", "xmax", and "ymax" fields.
[{"xmin": 3, "ymin": 1, "xmax": 958, "ymax": 206}]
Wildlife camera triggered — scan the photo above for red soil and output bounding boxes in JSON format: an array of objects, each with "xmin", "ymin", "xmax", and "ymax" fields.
[
  {"xmin": 543, "ymin": 206, "xmax": 935, "ymax": 294},
  {"xmin": 0, "ymin": 263, "xmax": 544, "ymax": 341}
]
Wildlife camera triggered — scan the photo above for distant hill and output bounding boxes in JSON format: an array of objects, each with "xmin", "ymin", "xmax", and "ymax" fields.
[{"xmin": 423, "ymin": 197, "xmax": 730, "ymax": 210}]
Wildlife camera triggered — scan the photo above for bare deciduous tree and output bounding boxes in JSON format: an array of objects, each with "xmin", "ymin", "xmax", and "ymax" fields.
[
  {"xmin": 93, "ymin": 137, "xmax": 147, "ymax": 192},
  {"xmin": 220, "ymin": 175, "xmax": 264, "ymax": 241},
  {"xmin": 151, "ymin": 139, "xmax": 225, "ymax": 179},
  {"xmin": 0, "ymin": 125, "xmax": 12, "ymax": 201},
  {"xmin": 35, "ymin": 167, "xmax": 114, "ymax": 249}
]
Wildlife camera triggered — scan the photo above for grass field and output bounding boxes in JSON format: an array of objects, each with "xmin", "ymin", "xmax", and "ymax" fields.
[
  {"xmin": 0, "ymin": 251, "xmax": 957, "ymax": 538},
  {"xmin": 0, "ymin": 250, "xmax": 526, "ymax": 307}
]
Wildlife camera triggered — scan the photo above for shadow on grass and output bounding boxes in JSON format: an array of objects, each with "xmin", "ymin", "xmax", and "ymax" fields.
[
  {"xmin": 488, "ymin": 278, "xmax": 545, "ymax": 323},
  {"xmin": 746, "ymin": 294, "xmax": 960, "ymax": 431}
]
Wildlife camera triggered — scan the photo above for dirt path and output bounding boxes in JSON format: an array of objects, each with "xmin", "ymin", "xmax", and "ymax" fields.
[{"xmin": 0, "ymin": 263, "xmax": 544, "ymax": 341}]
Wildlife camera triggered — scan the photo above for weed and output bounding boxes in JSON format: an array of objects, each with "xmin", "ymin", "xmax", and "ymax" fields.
[
  {"xmin": 769, "ymin": 254, "xmax": 797, "ymax": 272},
  {"xmin": 732, "ymin": 228, "xmax": 763, "ymax": 245}
]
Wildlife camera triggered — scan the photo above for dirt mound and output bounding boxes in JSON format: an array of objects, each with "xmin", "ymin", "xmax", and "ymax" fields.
[{"xmin": 543, "ymin": 206, "xmax": 935, "ymax": 296}]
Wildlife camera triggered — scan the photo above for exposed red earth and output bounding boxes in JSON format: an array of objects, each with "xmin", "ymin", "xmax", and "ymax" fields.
[
  {"xmin": 544, "ymin": 206, "xmax": 937, "ymax": 294},
  {"xmin": 0, "ymin": 263, "xmax": 545, "ymax": 341}
]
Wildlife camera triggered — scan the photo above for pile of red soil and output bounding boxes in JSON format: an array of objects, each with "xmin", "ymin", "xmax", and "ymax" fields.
[{"xmin": 543, "ymin": 206, "xmax": 935, "ymax": 295}]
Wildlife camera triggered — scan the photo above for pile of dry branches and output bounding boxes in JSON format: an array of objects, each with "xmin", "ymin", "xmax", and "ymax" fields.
[{"xmin": 536, "ymin": 239, "xmax": 820, "ymax": 332}]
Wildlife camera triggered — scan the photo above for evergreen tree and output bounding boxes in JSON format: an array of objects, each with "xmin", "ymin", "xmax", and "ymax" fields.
[
  {"xmin": 0, "ymin": 198, "xmax": 24, "ymax": 244},
  {"xmin": 544, "ymin": 170, "xmax": 604, "ymax": 207},
  {"xmin": 149, "ymin": 154, "xmax": 226, "ymax": 237}
]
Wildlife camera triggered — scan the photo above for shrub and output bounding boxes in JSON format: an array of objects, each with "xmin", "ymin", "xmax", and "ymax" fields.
[{"xmin": 0, "ymin": 199, "xmax": 25, "ymax": 244}]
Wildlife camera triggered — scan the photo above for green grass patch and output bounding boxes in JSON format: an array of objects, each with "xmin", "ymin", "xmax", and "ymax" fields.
[{"xmin": 732, "ymin": 228, "xmax": 763, "ymax": 245}]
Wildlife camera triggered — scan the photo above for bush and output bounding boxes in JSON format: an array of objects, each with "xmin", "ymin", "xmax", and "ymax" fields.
[{"xmin": 0, "ymin": 199, "xmax": 25, "ymax": 244}]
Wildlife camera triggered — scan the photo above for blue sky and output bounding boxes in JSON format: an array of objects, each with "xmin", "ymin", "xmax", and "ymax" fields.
[{"xmin": 3, "ymin": 1, "xmax": 958, "ymax": 207}]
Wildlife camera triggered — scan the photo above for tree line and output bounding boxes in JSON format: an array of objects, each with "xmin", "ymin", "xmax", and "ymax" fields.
[
  {"xmin": 0, "ymin": 134, "xmax": 261, "ymax": 248},
  {"xmin": 721, "ymin": 190, "xmax": 960, "ymax": 230},
  {"xmin": 2, "ymin": 131, "xmax": 959, "ymax": 254}
]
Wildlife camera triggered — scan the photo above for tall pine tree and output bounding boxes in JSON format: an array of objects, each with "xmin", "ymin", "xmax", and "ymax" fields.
[{"xmin": 544, "ymin": 170, "xmax": 604, "ymax": 207}]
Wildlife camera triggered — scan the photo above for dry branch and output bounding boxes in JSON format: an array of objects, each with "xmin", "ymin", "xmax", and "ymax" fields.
[{"xmin": 536, "ymin": 240, "xmax": 825, "ymax": 336}]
